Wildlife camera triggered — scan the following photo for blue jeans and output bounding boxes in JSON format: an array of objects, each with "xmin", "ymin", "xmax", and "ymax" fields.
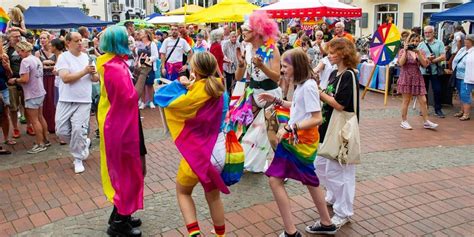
[{"xmin": 423, "ymin": 74, "xmax": 442, "ymax": 111}]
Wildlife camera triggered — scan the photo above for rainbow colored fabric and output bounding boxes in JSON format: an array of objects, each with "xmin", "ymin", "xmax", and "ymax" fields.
[
  {"xmin": 220, "ymin": 130, "xmax": 245, "ymax": 186},
  {"xmin": 275, "ymin": 105, "xmax": 290, "ymax": 124},
  {"xmin": 256, "ymin": 39, "xmax": 275, "ymax": 64},
  {"xmin": 265, "ymin": 128, "xmax": 320, "ymax": 187},
  {"xmin": 96, "ymin": 53, "xmax": 144, "ymax": 215},
  {"xmin": 0, "ymin": 7, "xmax": 10, "ymax": 33},
  {"xmin": 155, "ymin": 80, "xmax": 230, "ymax": 194}
]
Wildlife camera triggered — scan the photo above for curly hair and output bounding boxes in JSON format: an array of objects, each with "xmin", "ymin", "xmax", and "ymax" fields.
[
  {"xmin": 248, "ymin": 11, "xmax": 279, "ymax": 41},
  {"xmin": 326, "ymin": 38, "xmax": 359, "ymax": 69}
]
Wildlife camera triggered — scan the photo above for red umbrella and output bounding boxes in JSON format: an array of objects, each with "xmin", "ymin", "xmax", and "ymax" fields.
[{"xmin": 258, "ymin": 0, "xmax": 362, "ymax": 19}]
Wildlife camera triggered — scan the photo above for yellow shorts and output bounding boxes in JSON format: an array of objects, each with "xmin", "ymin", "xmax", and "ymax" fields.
[{"xmin": 176, "ymin": 159, "xmax": 199, "ymax": 187}]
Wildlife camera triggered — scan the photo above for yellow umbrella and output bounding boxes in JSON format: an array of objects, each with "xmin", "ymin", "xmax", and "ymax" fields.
[
  {"xmin": 165, "ymin": 4, "xmax": 204, "ymax": 16},
  {"xmin": 185, "ymin": 0, "xmax": 259, "ymax": 23}
]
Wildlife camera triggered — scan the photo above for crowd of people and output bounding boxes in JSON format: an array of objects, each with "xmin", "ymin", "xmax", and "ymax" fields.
[{"xmin": 1, "ymin": 5, "xmax": 473, "ymax": 237}]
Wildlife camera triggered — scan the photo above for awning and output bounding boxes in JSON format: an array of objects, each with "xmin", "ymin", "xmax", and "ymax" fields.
[
  {"xmin": 165, "ymin": 4, "xmax": 204, "ymax": 16},
  {"xmin": 24, "ymin": 6, "xmax": 112, "ymax": 29},
  {"xmin": 147, "ymin": 15, "xmax": 185, "ymax": 24},
  {"xmin": 257, "ymin": 0, "xmax": 362, "ymax": 19},
  {"xmin": 430, "ymin": 1, "xmax": 474, "ymax": 24},
  {"xmin": 185, "ymin": 0, "xmax": 259, "ymax": 23}
]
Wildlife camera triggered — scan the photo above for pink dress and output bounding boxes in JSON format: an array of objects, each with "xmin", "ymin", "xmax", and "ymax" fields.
[{"xmin": 397, "ymin": 49, "xmax": 427, "ymax": 96}]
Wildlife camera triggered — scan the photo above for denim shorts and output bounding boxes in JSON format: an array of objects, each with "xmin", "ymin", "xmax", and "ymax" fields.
[
  {"xmin": 456, "ymin": 79, "xmax": 474, "ymax": 104},
  {"xmin": 0, "ymin": 88, "xmax": 10, "ymax": 106},
  {"xmin": 25, "ymin": 95, "xmax": 45, "ymax": 109}
]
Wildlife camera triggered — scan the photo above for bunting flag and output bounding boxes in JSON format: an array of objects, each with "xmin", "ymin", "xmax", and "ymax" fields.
[
  {"xmin": 275, "ymin": 105, "xmax": 290, "ymax": 124},
  {"xmin": 155, "ymin": 80, "xmax": 230, "ymax": 194},
  {"xmin": 96, "ymin": 53, "xmax": 144, "ymax": 215},
  {"xmin": 0, "ymin": 7, "xmax": 10, "ymax": 33},
  {"xmin": 265, "ymin": 127, "xmax": 320, "ymax": 187}
]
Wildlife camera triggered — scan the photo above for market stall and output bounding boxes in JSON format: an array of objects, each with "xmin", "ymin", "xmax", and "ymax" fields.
[
  {"xmin": 257, "ymin": 0, "xmax": 362, "ymax": 19},
  {"xmin": 147, "ymin": 15, "xmax": 185, "ymax": 24},
  {"xmin": 24, "ymin": 6, "xmax": 112, "ymax": 29},
  {"xmin": 185, "ymin": 0, "xmax": 259, "ymax": 23}
]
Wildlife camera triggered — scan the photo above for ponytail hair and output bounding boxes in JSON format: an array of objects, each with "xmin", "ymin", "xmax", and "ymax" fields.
[{"xmin": 190, "ymin": 52, "xmax": 225, "ymax": 98}]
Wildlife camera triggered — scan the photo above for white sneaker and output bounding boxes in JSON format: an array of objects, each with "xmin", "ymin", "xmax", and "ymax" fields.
[
  {"xmin": 149, "ymin": 103, "xmax": 156, "ymax": 109},
  {"xmin": 400, "ymin": 120, "xmax": 413, "ymax": 130},
  {"xmin": 138, "ymin": 101, "xmax": 145, "ymax": 110},
  {"xmin": 331, "ymin": 215, "xmax": 350, "ymax": 229},
  {"xmin": 424, "ymin": 120, "xmax": 438, "ymax": 129},
  {"xmin": 27, "ymin": 144, "xmax": 47, "ymax": 154},
  {"xmin": 74, "ymin": 159, "xmax": 85, "ymax": 174}
]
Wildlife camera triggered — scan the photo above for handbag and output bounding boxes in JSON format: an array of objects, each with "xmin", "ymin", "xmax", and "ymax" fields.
[
  {"xmin": 318, "ymin": 70, "xmax": 361, "ymax": 165},
  {"xmin": 242, "ymin": 109, "xmax": 271, "ymax": 172},
  {"xmin": 220, "ymin": 130, "xmax": 245, "ymax": 186}
]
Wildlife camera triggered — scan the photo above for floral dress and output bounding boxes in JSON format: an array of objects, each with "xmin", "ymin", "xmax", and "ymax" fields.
[{"xmin": 397, "ymin": 49, "xmax": 427, "ymax": 96}]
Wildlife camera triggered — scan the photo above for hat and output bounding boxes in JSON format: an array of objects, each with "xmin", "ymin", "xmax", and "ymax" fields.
[
  {"xmin": 466, "ymin": 34, "xmax": 474, "ymax": 43},
  {"xmin": 25, "ymin": 31, "xmax": 34, "ymax": 39},
  {"xmin": 155, "ymin": 30, "xmax": 163, "ymax": 36}
]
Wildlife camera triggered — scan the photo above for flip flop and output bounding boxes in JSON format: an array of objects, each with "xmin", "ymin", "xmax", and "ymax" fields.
[{"xmin": 4, "ymin": 140, "xmax": 17, "ymax": 145}]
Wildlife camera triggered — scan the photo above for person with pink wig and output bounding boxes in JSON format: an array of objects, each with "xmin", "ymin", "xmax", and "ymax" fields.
[{"xmin": 235, "ymin": 11, "xmax": 282, "ymax": 170}]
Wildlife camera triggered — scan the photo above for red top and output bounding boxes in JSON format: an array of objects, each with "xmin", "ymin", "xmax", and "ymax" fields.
[{"xmin": 210, "ymin": 42, "xmax": 224, "ymax": 74}]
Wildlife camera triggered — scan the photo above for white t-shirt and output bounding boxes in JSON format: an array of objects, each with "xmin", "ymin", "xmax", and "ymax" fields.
[
  {"xmin": 319, "ymin": 57, "xmax": 336, "ymax": 90},
  {"xmin": 159, "ymin": 37, "xmax": 191, "ymax": 64},
  {"xmin": 55, "ymin": 51, "xmax": 93, "ymax": 103},
  {"xmin": 288, "ymin": 79, "xmax": 321, "ymax": 125}
]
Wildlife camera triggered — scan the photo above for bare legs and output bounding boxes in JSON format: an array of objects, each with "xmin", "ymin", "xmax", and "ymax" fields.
[{"xmin": 269, "ymin": 177, "xmax": 332, "ymax": 234}]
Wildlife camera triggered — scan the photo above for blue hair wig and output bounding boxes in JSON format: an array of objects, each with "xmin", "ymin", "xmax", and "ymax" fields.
[{"xmin": 99, "ymin": 26, "xmax": 130, "ymax": 55}]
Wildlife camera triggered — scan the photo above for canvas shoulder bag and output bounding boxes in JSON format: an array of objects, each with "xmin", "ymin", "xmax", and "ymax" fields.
[{"xmin": 318, "ymin": 70, "xmax": 361, "ymax": 164}]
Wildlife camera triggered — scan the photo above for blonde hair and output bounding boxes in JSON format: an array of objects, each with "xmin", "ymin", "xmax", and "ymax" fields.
[
  {"xmin": 190, "ymin": 52, "xmax": 225, "ymax": 99},
  {"xmin": 9, "ymin": 7, "xmax": 24, "ymax": 24},
  {"xmin": 40, "ymin": 31, "xmax": 51, "ymax": 40},
  {"xmin": 15, "ymin": 41, "xmax": 33, "ymax": 52}
]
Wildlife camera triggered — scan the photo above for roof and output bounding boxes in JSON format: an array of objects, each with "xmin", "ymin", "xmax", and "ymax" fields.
[{"xmin": 24, "ymin": 6, "xmax": 113, "ymax": 29}]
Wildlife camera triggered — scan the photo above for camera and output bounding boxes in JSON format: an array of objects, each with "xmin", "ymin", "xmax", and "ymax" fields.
[{"xmin": 407, "ymin": 44, "xmax": 417, "ymax": 51}]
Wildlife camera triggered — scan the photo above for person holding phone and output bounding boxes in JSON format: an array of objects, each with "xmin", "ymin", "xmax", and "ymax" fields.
[
  {"xmin": 398, "ymin": 33, "xmax": 438, "ymax": 130},
  {"xmin": 55, "ymin": 32, "xmax": 99, "ymax": 174}
]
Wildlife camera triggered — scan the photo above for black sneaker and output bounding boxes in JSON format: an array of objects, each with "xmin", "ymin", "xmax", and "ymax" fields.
[
  {"xmin": 305, "ymin": 220, "xmax": 337, "ymax": 235},
  {"xmin": 278, "ymin": 230, "xmax": 302, "ymax": 237},
  {"xmin": 435, "ymin": 110, "xmax": 445, "ymax": 118}
]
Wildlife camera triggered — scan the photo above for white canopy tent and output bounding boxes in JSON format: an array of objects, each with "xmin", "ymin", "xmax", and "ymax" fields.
[{"xmin": 147, "ymin": 15, "xmax": 185, "ymax": 24}]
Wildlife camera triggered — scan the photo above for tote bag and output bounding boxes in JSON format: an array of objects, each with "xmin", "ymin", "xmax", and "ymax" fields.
[
  {"xmin": 318, "ymin": 70, "xmax": 361, "ymax": 165},
  {"xmin": 242, "ymin": 109, "xmax": 271, "ymax": 172}
]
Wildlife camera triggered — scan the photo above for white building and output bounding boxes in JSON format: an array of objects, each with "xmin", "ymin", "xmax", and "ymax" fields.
[
  {"xmin": 108, "ymin": 0, "xmax": 147, "ymax": 22},
  {"xmin": 0, "ymin": 0, "xmax": 108, "ymax": 20}
]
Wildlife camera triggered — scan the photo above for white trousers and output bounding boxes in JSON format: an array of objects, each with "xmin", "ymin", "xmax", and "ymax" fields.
[
  {"xmin": 315, "ymin": 155, "xmax": 356, "ymax": 218},
  {"xmin": 55, "ymin": 102, "xmax": 91, "ymax": 161}
]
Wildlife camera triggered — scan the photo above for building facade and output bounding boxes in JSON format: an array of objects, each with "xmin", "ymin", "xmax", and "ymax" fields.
[
  {"xmin": 108, "ymin": 0, "xmax": 147, "ymax": 22},
  {"xmin": 352, "ymin": 0, "xmax": 470, "ymax": 37},
  {"xmin": 0, "ymin": 0, "xmax": 108, "ymax": 20}
]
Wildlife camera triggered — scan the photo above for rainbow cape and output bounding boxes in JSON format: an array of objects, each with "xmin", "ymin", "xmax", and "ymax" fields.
[
  {"xmin": 0, "ymin": 7, "xmax": 10, "ymax": 33},
  {"xmin": 265, "ymin": 128, "xmax": 320, "ymax": 187},
  {"xmin": 96, "ymin": 53, "xmax": 144, "ymax": 215},
  {"xmin": 155, "ymin": 80, "xmax": 230, "ymax": 194},
  {"xmin": 275, "ymin": 105, "xmax": 290, "ymax": 124}
]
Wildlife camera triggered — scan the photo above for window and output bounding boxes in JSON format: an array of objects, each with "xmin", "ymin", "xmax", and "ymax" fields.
[
  {"xmin": 375, "ymin": 4, "xmax": 398, "ymax": 29},
  {"xmin": 126, "ymin": 0, "xmax": 130, "ymax": 7},
  {"xmin": 444, "ymin": 3, "xmax": 462, "ymax": 9},
  {"xmin": 92, "ymin": 0, "xmax": 96, "ymax": 3},
  {"xmin": 421, "ymin": 3, "xmax": 440, "ymax": 27}
]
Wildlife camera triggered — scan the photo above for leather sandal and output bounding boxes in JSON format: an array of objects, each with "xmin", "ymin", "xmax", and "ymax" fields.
[
  {"xmin": 459, "ymin": 115, "xmax": 470, "ymax": 121},
  {"xmin": 453, "ymin": 111, "xmax": 464, "ymax": 117}
]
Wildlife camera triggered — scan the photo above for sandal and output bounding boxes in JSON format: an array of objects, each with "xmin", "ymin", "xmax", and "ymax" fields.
[
  {"xmin": 4, "ymin": 140, "xmax": 17, "ymax": 145},
  {"xmin": 459, "ymin": 115, "xmax": 470, "ymax": 121},
  {"xmin": 453, "ymin": 111, "xmax": 464, "ymax": 117},
  {"xmin": 0, "ymin": 149, "xmax": 12, "ymax": 155}
]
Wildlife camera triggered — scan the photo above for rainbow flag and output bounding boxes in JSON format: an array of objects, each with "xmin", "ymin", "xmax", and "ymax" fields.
[
  {"xmin": 265, "ymin": 128, "xmax": 320, "ymax": 187},
  {"xmin": 0, "ymin": 7, "xmax": 10, "ymax": 33},
  {"xmin": 275, "ymin": 105, "xmax": 290, "ymax": 124},
  {"xmin": 96, "ymin": 53, "xmax": 144, "ymax": 215},
  {"xmin": 155, "ymin": 80, "xmax": 230, "ymax": 194},
  {"xmin": 221, "ymin": 130, "xmax": 245, "ymax": 186}
]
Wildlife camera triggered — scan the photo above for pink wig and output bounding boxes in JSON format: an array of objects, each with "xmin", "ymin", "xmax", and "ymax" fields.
[{"xmin": 248, "ymin": 11, "xmax": 279, "ymax": 41}]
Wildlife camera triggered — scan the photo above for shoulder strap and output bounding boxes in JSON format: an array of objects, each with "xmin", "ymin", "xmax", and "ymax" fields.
[
  {"xmin": 454, "ymin": 52, "xmax": 469, "ymax": 70},
  {"xmin": 334, "ymin": 70, "xmax": 346, "ymax": 94},
  {"xmin": 425, "ymin": 41, "xmax": 435, "ymax": 55},
  {"xmin": 334, "ymin": 70, "xmax": 358, "ymax": 113},
  {"xmin": 165, "ymin": 38, "xmax": 180, "ymax": 64},
  {"xmin": 40, "ymin": 49, "xmax": 48, "ymax": 60}
]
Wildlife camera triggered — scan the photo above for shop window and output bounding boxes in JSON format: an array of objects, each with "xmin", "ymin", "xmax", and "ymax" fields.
[
  {"xmin": 375, "ymin": 4, "xmax": 398, "ymax": 29},
  {"xmin": 421, "ymin": 3, "xmax": 440, "ymax": 27}
]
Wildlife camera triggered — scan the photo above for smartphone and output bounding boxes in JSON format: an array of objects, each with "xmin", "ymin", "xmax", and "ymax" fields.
[{"xmin": 88, "ymin": 57, "xmax": 94, "ymax": 65}]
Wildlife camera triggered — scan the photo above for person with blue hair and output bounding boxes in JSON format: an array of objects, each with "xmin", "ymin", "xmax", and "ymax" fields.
[{"xmin": 96, "ymin": 25, "xmax": 153, "ymax": 237}]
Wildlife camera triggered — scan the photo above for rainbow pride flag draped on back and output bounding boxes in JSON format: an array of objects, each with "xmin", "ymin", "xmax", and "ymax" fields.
[
  {"xmin": 265, "ymin": 128, "xmax": 320, "ymax": 187},
  {"xmin": 155, "ymin": 80, "xmax": 230, "ymax": 194},
  {"xmin": 96, "ymin": 53, "xmax": 144, "ymax": 215},
  {"xmin": 0, "ymin": 7, "xmax": 10, "ymax": 33}
]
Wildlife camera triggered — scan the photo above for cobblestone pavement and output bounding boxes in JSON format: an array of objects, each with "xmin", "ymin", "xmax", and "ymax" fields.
[{"xmin": 1, "ymin": 91, "xmax": 474, "ymax": 236}]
